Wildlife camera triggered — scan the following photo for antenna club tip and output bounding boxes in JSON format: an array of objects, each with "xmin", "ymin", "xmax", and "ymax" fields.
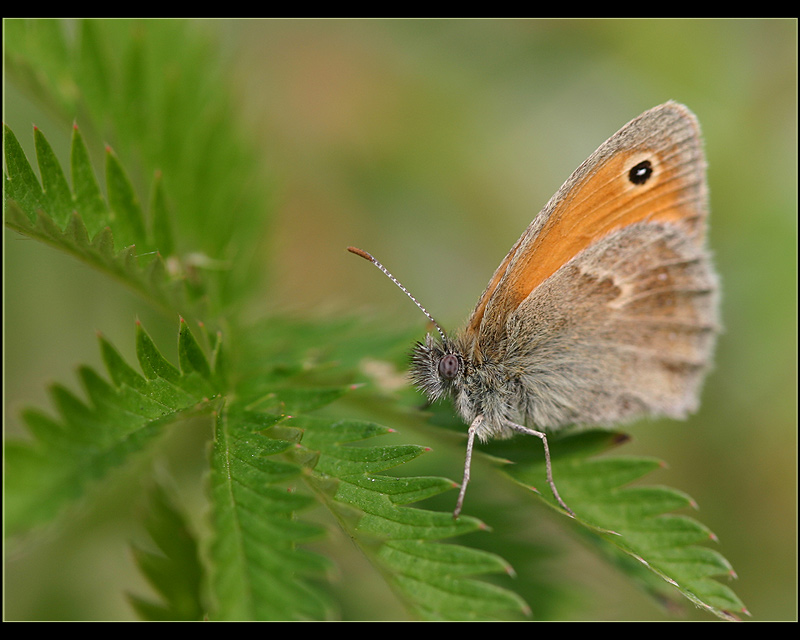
[{"xmin": 347, "ymin": 246, "xmax": 374, "ymax": 262}]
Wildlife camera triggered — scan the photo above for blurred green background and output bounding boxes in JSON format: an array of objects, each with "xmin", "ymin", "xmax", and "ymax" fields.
[{"xmin": 4, "ymin": 19, "xmax": 796, "ymax": 620}]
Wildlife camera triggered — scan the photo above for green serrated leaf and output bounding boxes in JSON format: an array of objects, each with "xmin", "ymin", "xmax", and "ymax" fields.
[
  {"xmin": 92, "ymin": 222, "xmax": 114, "ymax": 262},
  {"xmin": 393, "ymin": 572, "xmax": 529, "ymax": 621},
  {"xmin": 619, "ymin": 513, "xmax": 715, "ymax": 549},
  {"xmin": 207, "ymin": 408, "xmax": 334, "ymax": 621},
  {"xmin": 344, "ymin": 474, "xmax": 457, "ymax": 506},
  {"xmin": 500, "ymin": 431, "xmax": 746, "ymax": 620},
  {"xmin": 276, "ymin": 386, "xmax": 351, "ymax": 414},
  {"xmin": 7, "ymin": 19, "xmax": 273, "ymax": 311},
  {"xmin": 63, "ymin": 209, "xmax": 93, "ymax": 251},
  {"xmin": 380, "ymin": 539, "xmax": 514, "ymax": 578},
  {"xmin": 149, "ymin": 170, "xmax": 174, "ymax": 255},
  {"xmin": 34, "ymin": 125, "xmax": 73, "ymax": 226},
  {"xmin": 3, "ymin": 123, "xmax": 46, "ymax": 220},
  {"xmin": 99, "ymin": 331, "xmax": 148, "ymax": 390},
  {"xmin": 134, "ymin": 324, "xmax": 214, "ymax": 403},
  {"xmin": 5, "ymin": 124, "xmax": 202, "ymax": 317},
  {"xmin": 5, "ymin": 320, "xmax": 220, "ymax": 536},
  {"xmin": 276, "ymin": 410, "xmax": 526, "ymax": 620},
  {"xmin": 136, "ymin": 321, "xmax": 181, "ymax": 382},
  {"xmin": 178, "ymin": 317, "xmax": 211, "ymax": 379},
  {"xmin": 208, "ymin": 328, "xmax": 228, "ymax": 386},
  {"xmin": 105, "ymin": 145, "xmax": 146, "ymax": 249},
  {"xmin": 128, "ymin": 482, "xmax": 205, "ymax": 621},
  {"xmin": 69, "ymin": 124, "xmax": 110, "ymax": 236}
]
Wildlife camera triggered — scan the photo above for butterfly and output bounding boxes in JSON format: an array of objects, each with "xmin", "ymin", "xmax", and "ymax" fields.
[{"xmin": 349, "ymin": 101, "xmax": 719, "ymax": 518}]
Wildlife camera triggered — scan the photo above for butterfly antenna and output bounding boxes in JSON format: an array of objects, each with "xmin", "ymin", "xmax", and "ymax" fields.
[{"xmin": 347, "ymin": 246, "xmax": 447, "ymax": 343}]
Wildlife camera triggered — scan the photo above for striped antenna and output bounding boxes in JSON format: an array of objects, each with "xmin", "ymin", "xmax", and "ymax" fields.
[{"xmin": 347, "ymin": 246, "xmax": 447, "ymax": 342}]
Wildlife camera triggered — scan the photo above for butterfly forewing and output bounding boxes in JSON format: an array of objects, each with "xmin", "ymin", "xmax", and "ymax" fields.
[{"xmin": 465, "ymin": 102, "xmax": 709, "ymax": 354}]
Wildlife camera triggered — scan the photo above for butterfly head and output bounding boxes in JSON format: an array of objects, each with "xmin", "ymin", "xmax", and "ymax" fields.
[{"xmin": 410, "ymin": 333, "xmax": 466, "ymax": 402}]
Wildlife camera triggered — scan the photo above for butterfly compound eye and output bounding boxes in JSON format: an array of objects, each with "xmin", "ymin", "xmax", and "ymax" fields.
[{"xmin": 438, "ymin": 354, "xmax": 460, "ymax": 380}]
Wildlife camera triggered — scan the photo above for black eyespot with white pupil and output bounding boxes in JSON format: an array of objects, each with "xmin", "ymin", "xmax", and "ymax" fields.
[
  {"xmin": 438, "ymin": 354, "xmax": 459, "ymax": 380},
  {"xmin": 629, "ymin": 159, "xmax": 653, "ymax": 184},
  {"xmin": 628, "ymin": 159, "xmax": 653, "ymax": 185}
]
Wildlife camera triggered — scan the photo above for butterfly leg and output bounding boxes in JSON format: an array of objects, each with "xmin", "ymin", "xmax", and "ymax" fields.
[
  {"xmin": 453, "ymin": 415, "xmax": 483, "ymax": 519},
  {"xmin": 504, "ymin": 420, "xmax": 575, "ymax": 518}
]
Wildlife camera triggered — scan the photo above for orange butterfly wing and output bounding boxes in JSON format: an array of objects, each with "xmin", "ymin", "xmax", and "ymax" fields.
[{"xmin": 465, "ymin": 102, "xmax": 708, "ymax": 350}]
